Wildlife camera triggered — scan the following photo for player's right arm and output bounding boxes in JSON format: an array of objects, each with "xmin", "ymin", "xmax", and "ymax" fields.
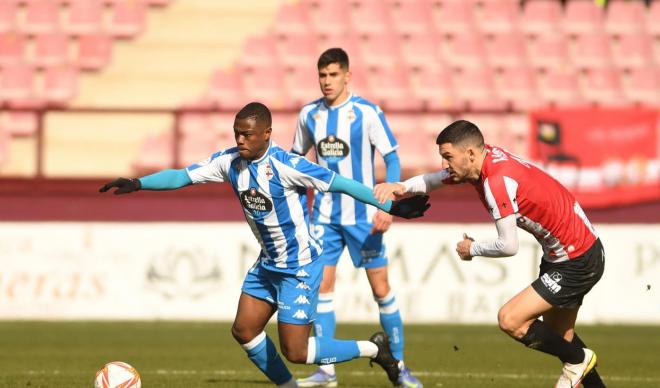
[
  {"xmin": 291, "ymin": 105, "xmax": 315, "ymax": 156},
  {"xmin": 373, "ymin": 169, "xmax": 451, "ymax": 204}
]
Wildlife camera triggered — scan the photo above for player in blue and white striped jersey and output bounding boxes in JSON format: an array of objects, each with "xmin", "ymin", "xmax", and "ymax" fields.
[
  {"xmin": 294, "ymin": 49, "xmax": 423, "ymax": 388},
  {"xmin": 100, "ymin": 102, "xmax": 430, "ymax": 387}
]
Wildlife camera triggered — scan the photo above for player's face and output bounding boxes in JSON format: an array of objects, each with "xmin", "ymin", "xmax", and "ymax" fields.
[
  {"xmin": 234, "ymin": 117, "xmax": 271, "ymax": 160},
  {"xmin": 439, "ymin": 142, "xmax": 471, "ymax": 182},
  {"xmin": 318, "ymin": 63, "xmax": 350, "ymax": 106}
]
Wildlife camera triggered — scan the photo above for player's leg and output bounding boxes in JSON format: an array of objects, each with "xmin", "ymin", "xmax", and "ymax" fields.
[{"xmin": 233, "ymin": 266, "xmax": 296, "ymax": 387}]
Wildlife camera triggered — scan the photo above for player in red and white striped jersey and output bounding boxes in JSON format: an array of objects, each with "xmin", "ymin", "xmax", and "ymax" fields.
[{"xmin": 374, "ymin": 120, "xmax": 606, "ymax": 388}]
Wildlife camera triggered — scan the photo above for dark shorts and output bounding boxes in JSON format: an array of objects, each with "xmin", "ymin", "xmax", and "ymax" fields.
[{"xmin": 531, "ymin": 239, "xmax": 605, "ymax": 309}]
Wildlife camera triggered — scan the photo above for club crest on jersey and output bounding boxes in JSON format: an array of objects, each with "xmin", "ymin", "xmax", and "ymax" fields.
[
  {"xmin": 264, "ymin": 163, "xmax": 274, "ymax": 180},
  {"xmin": 317, "ymin": 135, "xmax": 349, "ymax": 161},
  {"xmin": 240, "ymin": 187, "xmax": 273, "ymax": 216},
  {"xmin": 347, "ymin": 109, "xmax": 356, "ymax": 121}
]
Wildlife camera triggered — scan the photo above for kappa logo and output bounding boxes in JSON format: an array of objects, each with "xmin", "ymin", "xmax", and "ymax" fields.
[
  {"xmin": 293, "ymin": 309, "xmax": 308, "ymax": 320},
  {"xmin": 296, "ymin": 282, "xmax": 311, "ymax": 290},
  {"xmin": 294, "ymin": 295, "xmax": 310, "ymax": 305},
  {"xmin": 296, "ymin": 269, "xmax": 309, "ymax": 278}
]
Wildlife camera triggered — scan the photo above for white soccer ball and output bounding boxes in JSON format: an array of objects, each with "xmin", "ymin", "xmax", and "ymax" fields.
[{"xmin": 94, "ymin": 361, "xmax": 141, "ymax": 388}]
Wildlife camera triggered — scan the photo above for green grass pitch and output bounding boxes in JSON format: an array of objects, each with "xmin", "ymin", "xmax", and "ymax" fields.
[{"xmin": 1, "ymin": 322, "xmax": 659, "ymax": 387}]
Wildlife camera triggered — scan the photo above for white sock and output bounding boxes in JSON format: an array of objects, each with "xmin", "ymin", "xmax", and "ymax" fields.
[
  {"xmin": 357, "ymin": 340, "xmax": 378, "ymax": 358},
  {"xmin": 277, "ymin": 377, "xmax": 298, "ymax": 388},
  {"xmin": 319, "ymin": 363, "xmax": 335, "ymax": 375}
]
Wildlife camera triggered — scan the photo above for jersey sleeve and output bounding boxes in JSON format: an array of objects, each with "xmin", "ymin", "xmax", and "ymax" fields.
[
  {"xmin": 482, "ymin": 175, "xmax": 520, "ymax": 220},
  {"xmin": 291, "ymin": 107, "xmax": 315, "ymax": 155},
  {"xmin": 272, "ymin": 153, "xmax": 335, "ymax": 192},
  {"xmin": 367, "ymin": 105, "xmax": 398, "ymax": 156},
  {"xmin": 185, "ymin": 150, "xmax": 232, "ymax": 184}
]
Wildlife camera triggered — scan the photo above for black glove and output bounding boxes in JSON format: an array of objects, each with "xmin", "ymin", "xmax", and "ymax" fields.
[
  {"xmin": 99, "ymin": 178, "xmax": 141, "ymax": 195},
  {"xmin": 389, "ymin": 195, "xmax": 430, "ymax": 219}
]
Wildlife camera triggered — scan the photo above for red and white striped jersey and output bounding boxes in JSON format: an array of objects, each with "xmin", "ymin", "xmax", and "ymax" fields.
[{"xmin": 474, "ymin": 145, "xmax": 597, "ymax": 262}]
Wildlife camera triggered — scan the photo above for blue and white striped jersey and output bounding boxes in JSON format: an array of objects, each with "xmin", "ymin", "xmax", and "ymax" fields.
[
  {"xmin": 186, "ymin": 141, "xmax": 336, "ymax": 274},
  {"xmin": 292, "ymin": 94, "xmax": 398, "ymax": 225}
]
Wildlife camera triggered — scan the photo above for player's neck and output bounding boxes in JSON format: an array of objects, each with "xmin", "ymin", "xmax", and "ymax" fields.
[{"xmin": 324, "ymin": 91, "xmax": 350, "ymax": 107}]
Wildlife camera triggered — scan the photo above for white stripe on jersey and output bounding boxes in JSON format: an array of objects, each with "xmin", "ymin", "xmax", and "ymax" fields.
[
  {"xmin": 503, "ymin": 176, "xmax": 519, "ymax": 213},
  {"xmin": 337, "ymin": 103, "xmax": 355, "ymax": 225},
  {"xmin": 483, "ymin": 177, "xmax": 501, "ymax": 219},
  {"xmin": 255, "ymin": 163, "xmax": 288, "ymax": 268}
]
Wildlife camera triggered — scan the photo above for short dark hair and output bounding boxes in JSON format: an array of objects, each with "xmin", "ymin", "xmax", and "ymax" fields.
[
  {"xmin": 236, "ymin": 102, "xmax": 272, "ymax": 128},
  {"xmin": 317, "ymin": 48, "xmax": 349, "ymax": 70},
  {"xmin": 436, "ymin": 120, "xmax": 484, "ymax": 148}
]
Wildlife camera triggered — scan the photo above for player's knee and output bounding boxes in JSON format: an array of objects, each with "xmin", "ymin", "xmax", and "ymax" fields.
[
  {"xmin": 371, "ymin": 282, "xmax": 391, "ymax": 300},
  {"xmin": 497, "ymin": 308, "xmax": 519, "ymax": 335},
  {"xmin": 280, "ymin": 342, "xmax": 307, "ymax": 364},
  {"xmin": 230, "ymin": 322, "xmax": 253, "ymax": 344}
]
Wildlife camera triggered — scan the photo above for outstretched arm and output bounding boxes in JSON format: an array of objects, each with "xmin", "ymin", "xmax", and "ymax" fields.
[
  {"xmin": 99, "ymin": 169, "xmax": 193, "ymax": 195},
  {"xmin": 373, "ymin": 169, "xmax": 450, "ymax": 204}
]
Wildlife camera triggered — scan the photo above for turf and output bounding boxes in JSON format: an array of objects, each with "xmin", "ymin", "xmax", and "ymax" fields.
[{"xmin": 0, "ymin": 322, "xmax": 658, "ymax": 387}]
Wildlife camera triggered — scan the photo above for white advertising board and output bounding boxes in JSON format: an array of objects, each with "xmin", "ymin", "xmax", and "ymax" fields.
[{"xmin": 0, "ymin": 222, "xmax": 658, "ymax": 323}]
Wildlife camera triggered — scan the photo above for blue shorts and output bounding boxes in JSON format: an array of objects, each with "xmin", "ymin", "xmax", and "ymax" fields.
[
  {"xmin": 312, "ymin": 222, "xmax": 388, "ymax": 269},
  {"xmin": 241, "ymin": 259, "xmax": 323, "ymax": 325}
]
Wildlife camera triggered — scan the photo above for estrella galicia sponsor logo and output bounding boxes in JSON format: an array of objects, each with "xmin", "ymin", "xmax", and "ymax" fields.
[
  {"xmin": 541, "ymin": 271, "xmax": 562, "ymax": 294},
  {"xmin": 293, "ymin": 309, "xmax": 308, "ymax": 320},
  {"xmin": 317, "ymin": 135, "xmax": 349, "ymax": 161},
  {"xmin": 240, "ymin": 187, "xmax": 273, "ymax": 216}
]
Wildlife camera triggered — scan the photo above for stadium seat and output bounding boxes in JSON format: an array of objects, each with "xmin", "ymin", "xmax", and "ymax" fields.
[
  {"xmin": 502, "ymin": 113, "xmax": 530, "ymax": 157},
  {"xmin": 107, "ymin": 0, "xmax": 147, "ymax": 38},
  {"xmin": 622, "ymin": 67, "xmax": 660, "ymax": 106},
  {"xmin": 237, "ymin": 34, "xmax": 278, "ymax": 70},
  {"xmin": 358, "ymin": 32, "xmax": 401, "ymax": 69},
  {"xmin": 535, "ymin": 68, "xmax": 583, "ymax": 106},
  {"xmin": 648, "ymin": 1, "xmax": 660, "ymax": 37},
  {"xmin": 64, "ymin": 0, "xmax": 104, "ymax": 35},
  {"xmin": 346, "ymin": 65, "xmax": 370, "ymax": 97},
  {"xmin": 317, "ymin": 32, "xmax": 362, "ymax": 63},
  {"xmin": 521, "ymin": 0, "xmax": 562, "ymax": 36},
  {"xmin": 132, "ymin": 132, "xmax": 173, "ymax": 174},
  {"xmin": 272, "ymin": 3, "xmax": 310, "ymax": 37},
  {"xmin": 240, "ymin": 65, "xmax": 293, "ymax": 110},
  {"xmin": 452, "ymin": 67, "xmax": 506, "ymax": 110},
  {"xmin": 283, "ymin": 66, "xmax": 319, "ymax": 108},
  {"xmin": 1, "ymin": 111, "xmax": 38, "ymax": 137},
  {"xmin": 0, "ymin": 122, "xmax": 9, "ymax": 168},
  {"xmin": 275, "ymin": 33, "xmax": 318, "ymax": 70},
  {"xmin": 348, "ymin": 0, "xmax": 391, "ymax": 35},
  {"xmin": 76, "ymin": 32, "xmax": 112, "ymax": 70},
  {"xmin": 41, "ymin": 65, "xmax": 79, "ymax": 105},
  {"xmin": 366, "ymin": 67, "xmax": 423, "ymax": 110},
  {"xmin": 474, "ymin": 0, "xmax": 520, "ymax": 35},
  {"xmin": 270, "ymin": 112, "xmax": 297, "ymax": 149},
  {"xmin": 23, "ymin": 0, "xmax": 60, "ymax": 35},
  {"xmin": 0, "ymin": 32, "xmax": 25, "ymax": 66},
  {"xmin": 389, "ymin": 0, "xmax": 434, "ymax": 35},
  {"xmin": 399, "ymin": 32, "xmax": 441, "ymax": 70},
  {"xmin": 0, "ymin": 64, "xmax": 36, "ymax": 103},
  {"xmin": 610, "ymin": 34, "xmax": 654, "ymax": 70},
  {"xmin": 563, "ymin": 1, "xmax": 605, "ymax": 35},
  {"xmin": 32, "ymin": 32, "xmax": 70, "ymax": 68},
  {"xmin": 305, "ymin": 0, "xmax": 350, "ymax": 36},
  {"xmin": 440, "ymin": 32, "xmax": 486, "ymax": 69},
  {"xmin": 431, "ymin": 0, "xmax": 475, "ymax": 36},
  {"xmin": 180, "ymin": 116, "xmax": 221, "ymax": 167},
  {"xmin": 605, "ymin": 0, "xmax": 647, "ymax": 36},
  {"xmin": 485, "ymin": 32, "xmax": 526, "ymax": 68},
  {"xmin": 0, "ymin": 0, "xmax": 18, "ymax": 33},
  {"xmin": 569, "ymin": 34, "xmax": 613, "ymax": 69},
  {"xmin": 208, "ymin": 112, "xmax": 235, "ymax": 142},
  {"xmin": 495, "ymin": 66, "xmax": 540, "ymax": 110},
  {"xmin": 409, "ymin": 66, "xmax": 457, "ymax": 110},
  {"xmin": 461, "ymin": 113, "xmax": 506, "ymax": 145},
  {"xmin": 580, "ymin": 68, "xmax": 625, "ymax": 106},
  {"xmin": 525, "ymin": 33, "xmax": 569, "ymax": 70},
  {"xmin": 207, "ymin": 68, "xmax": 245, "ymax": 110}
]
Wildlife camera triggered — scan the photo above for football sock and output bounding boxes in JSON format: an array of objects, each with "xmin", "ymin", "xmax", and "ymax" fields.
[
  {"xmin": 277, "ymin": 377, "xmax": 298, "ymax": 388},
  {"xmin": 306, "ymin": 337, "xmax": 377, "ymax": 365},
  {"xmin": 519, "ymin": 319, "xmax": 585, "ymax": 364},
  {"xmin": 315, "ymin": 293, "xmax": 337, "ymax": 374},
  {"xmin": 376, "ymin": 290, "xmax": 405, "ymax": 361},
  {"xmin": 241, "ymin": 332, "xmax": 293, "ymax": 385},
  {"xmin": 572, "ymin": 333, "xmax": 607, "ymax": 387}
]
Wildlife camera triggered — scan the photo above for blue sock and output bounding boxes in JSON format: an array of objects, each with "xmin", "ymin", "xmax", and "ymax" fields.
[
  {"xmin": 241, "ymin": 332, "xmax": 292, "ymax": 385},
  {"xmin": 314, "ymin": 293, "xmax": 336, "ymax": 339},
  {"xmin": 307, "ymin": 336, "xmax": 363, "ymax": 365},
  {"xmin": 377, "ymin": 290, "xmax": 405, "ymax": 361}
]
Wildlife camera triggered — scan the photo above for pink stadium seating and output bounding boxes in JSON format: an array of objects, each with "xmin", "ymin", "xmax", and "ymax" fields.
[
  {"xmin": 409, "ymin": 66, "xmax": 456, "ymax": 110},
  {"xmin": 461, "ymin": 113, "xmax": 506, "ymax": 145},
  {"xmin": 272, "ymin": 3, "xmax": 310, "ymax": 37},
  {"xmin": 283, "ymin": 66, "xmax": 319, "ymax": 107},
  {"xmin": 535, "ymin": 68, "xmax": 582, "ymax": 106},
  {"xmin": 388, "ymin": 0, "xmax": 434, "ymax": 35},
  {"xmin": 358, "ymin": 32, "xmax": 401, "ymax": 69},
  {"xmin": 0, "ymin": 123, "xmax": 9, "ymax": 168},
  {"xmin": 622, "ymin": 67, "xmax": 660, "ymax": 106},
  {"xmin": 269, "ymin": 112, "xmax": 297, "ymax": 149},
  {"xmin": 649, "ymin": 1, "xmax": 660, "ymax": 37},
  {"xmin": 440, "ymin": 32, "xmax": 486, "ymax": 69},
  {"xmin": 208, "ymin": 69, "xmax": 245, "ymax": 110},
  {"xmin": 1, "ymin": 111, "xmax": 38, "ymax": 137},
  {"xmin": 132, "ymin": 132, "xmax": 173, "ymax": 173},
  {"xmin": 610, "ymin": 34, "xmax": 654, "ymax": 70},
  {"xmin": 317, "ymin": 33, "xmax": 362, "ymax": 63},
  {"xmin": 107, "ymin": 0, "xmax": 147, "ymax": 38},
  {"xmin": 41, "ymin": 65, "xmax": 79, "ymax": 105},
  {"xmin": 241, "ymin": 65, "xmax": 293, "ymax": 110},
  {"xmin": 485, "ymin": 32, "xmax": 526, "ymax": 68},
  {"xmin": 525, "ymin": 33, "xmax": 569, "ymax": 70},
  {"xmin": 474, "ymin": 0, "xmax": 520, "ymax": 34},
  {"xmin": 0, "ymin": 32, "xmax": 25, "ymax": 66},
  {"xmin": 605, "ymin": 0, "xmax": 647, "ymax": 36},
  {"xmin": 76, "ymin": 32, "xmax": 112, "ymax": 70},
  {"xmin": 32, "ymin": 32, "xmax": 69, "ymax": 68},
  {"xmin": 495, "ymin": 66, "xmax": 539, "ymax": 110},
  {"xmin": 0, "ymin": 64, "xmax": 36, "ymax": 103},
  {"xmin": 366, "ymin": 67, "xmax": 423, "ymax": 110},
  {"xmin": 521, "ymin": 0, "xmax": 562, "ymax": 36},
  {"xmin": 569, "ymin": 34, "xmax": 613, "ymax": 69},
  {"xmin": 23, "ymin": 0, "xmax": 60, "ymax": 35},
  {"xmin": 238, "ymin": 34, "xmax": 278, "ymax": 69},
  {"xmin": 452, "ymin": 67, "xmax": 506, "ymax": 110},
  {"xmin": 345, "ymin": 65, "xmax": 370, "ymax": 96},
  {"xmin": 580, "ymin": 67, "xmax": 625, "ymax": 106},
  {"xmin": 0, "ymin": 1, "xmax": 18, "ymax": 33},
  {"xmin": 65, "ymin": 0, "xmax": 104, "ymax": 35},
  {"xmin": 348, "ymin": 0, "xmax": 391, "ymax": 36},
  {"xmin": 275, "ymin": 33, "xmax": 318, "ymax": 70},
  {"xmin": 563, "ymin": 1, "xmax": 605, "ymax": 35},
  {"xmin": 432, "ymin": 0, "xmax": 475, "ymax": 36},
  {"xmin": 399, "ymin": 32, "xmax": 440, "ymax": 70},
  {"xmin": 305, "ymin": 0, "xmax": 350, "ymax": 36}
]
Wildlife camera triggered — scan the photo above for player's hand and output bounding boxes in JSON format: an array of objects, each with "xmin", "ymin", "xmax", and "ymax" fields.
[
  {"xmin": 456, "ymin": 233, "xmax": 474, "ymax": 261},
  {"xmin": 389, "ymin": 195, "xmax": 430, "ymax": 219},
  {"xmin": 99, "ymin": 178, "xmax": 141, "ymax": 195},
  {"xmin": 374, "ymin": 182, "xmax": 407, "ymax": 204},
  {"xmin": 371, "ymin": 210, "xmax": 393, "ymax": 234}
]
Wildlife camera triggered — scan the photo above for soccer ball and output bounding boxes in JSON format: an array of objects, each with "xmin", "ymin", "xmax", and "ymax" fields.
[{"xmin": 94, "ymin": 361, "xmax": 141, "ymax": 388}]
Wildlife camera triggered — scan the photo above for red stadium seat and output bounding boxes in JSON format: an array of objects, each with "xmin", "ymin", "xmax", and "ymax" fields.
[
  {"xmin": 485, "ymin": 32, "xmax": 526, "ymax": 69},
  {"xmin": 305, "ymin": 0, "xmax": 350, "ymax": 36},
  {"xmin": 474, "ymin": 0, "xmax": 520, "ymax": 35},
  {"xmin": 431, "ymin": 0, "xmax": 475, "ymax": 36},
  {"xmin": 270, "ymin": 112, "xmax": 297, "ymax": 149},
  {"xmin": 283, "ymin": 66, "xmax": 319, "ymax": 107},
  {"xmin": 580, "ymin": 68, "xmax": 625, "ymax": 106},
  {"xmin": 535, "ymin": 68, "xmax": 583, "ymax": 107},
  {"xmin": 23, "ymin": 0, "xmax": 59, "ymax": 35},
  {"xmin": 0, "ymin": 32, "xmax": 25, "ymax": 66},
  {"xmin": 502, "ymin": 113, "xmax": 530, "ymax": 157},
  {"xmin": 610, "ymin": 34, "xmax": 654, "ymax": 70},
  {"xmin": 0, "ymin": 122, "xmax": 9, "ymax": 168},
  {"xmin": 41, "ymin": 65, "xmax": 79, "ymax": 105},
  {"xmin": 241, "ymin": 65, "xmax": 293, "ymax": 110},
  {"xmin": 358, "ymin": 32, "xmax": 401, "ymax": 69},
  {"xmin": 452, "ymin": 67, "xmax": 506, "ymax": 110},
  {"xmin": 440, "ymin": 32, "xmax": 486, "ymax": 69},
  {"xmin": 107, "ymin": 0, "xmax": 147, "ymax": 38},
  {"xmin": 0, "ymin": 64, "xmax": 36, "ymax": 103},
  {"xmin": 348, "ymin": 0, "xmax": 391, "ymax": 35},
  {"xmin": 399, "ymin": 32, "xmax": 441, "ymax": 70},
  {"xmin": 389, "ymin": 0, "xmax": 434, "ymax": 35},
  {"xmin": 409, "ymin": 66, "xmax": 457, "ymax": 110},
  {"xmin": 65, "ymin": 0, "xmax": 104, "ymax": 35},
  {"xmin": 237, "ymin": 34, "xmax": 278, "ymax": 69},
  {"xmin": 521, "ymin": 0, "xmax": 562, "ymax": 36},
  {"xmin": 622, "ymin": 67, "xmax": 660, "ymax": 106},
  {"xmin": 525, "ymin": 33, "xmax": 569, "ymax": 70},
  {"xmin": 208, "ymin": 68, "xmax": 245, "ymax": 110},
  {"xmin": 461, "ymin": 113, "xmax": 506, "ymax": 145},
  {"xmin": 1, "ymin": 111, "xmax": 38, "ymax": 137},
  {"xmin": 76, "ymin": 32, "xmax": 112, "ymax": 70},
  {"xmin": 317, "ymin": 33, "xmax": 362, "ymax": 63},
  {"xmin": 648, "ymin": 1, "xmax": 660, "ymax": 37},
  {"xmin": 563, "ymin": 1, "xmax": 605, "ymax": 35},
  {"xmin": 272, "ymin": 3, "xmax": 310, "ymax": 37},
  {"xmin": 132, "ymin": 132, "xmax": 173, "ymax": 174},
  {"xmin": 32, "ymin": 32, "xmax": 70, "ymax": 68},
  {"xmin": 605, "ymin": 0, "xmax": 646, "ymax": 36},
  {"xmin": 366, "ymin": 67, "xmax": 423, "ymax": 110},
  {"xmin": 569, "ymin": 34, "xmax": 613, "ymax": 70},
  {"xmin": 275, "ymin": 33, "xmax": 318, "ymax": 70},
  {"xmin": 345, "ymin": 65, "xmax": 370, "ymax": 97},
  {"xmin": 0, "ymin": 0, "xmax": 18, "ymax": 33},
  {"xmin": 495, "ymin": 66, "xmax": 540, "ymax": 110}
]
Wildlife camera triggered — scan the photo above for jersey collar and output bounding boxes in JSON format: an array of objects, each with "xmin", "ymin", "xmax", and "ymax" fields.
[
  {"xmin": 249, "ymin": 140, "xmax": 275, "ymax": 164},
  {"xmin": 323, "ymin": 93, "xmax": 353, "ymax": 110}
]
